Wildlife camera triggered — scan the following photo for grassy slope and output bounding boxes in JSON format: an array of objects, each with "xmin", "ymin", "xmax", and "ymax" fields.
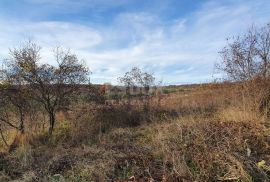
[{"xmin": 0, "ymin": 84, "xmax": 270, "ymax": 181}]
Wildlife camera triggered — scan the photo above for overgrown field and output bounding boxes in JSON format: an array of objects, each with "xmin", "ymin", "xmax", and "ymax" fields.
[{"xmin": 0, "ymin": 83, "xmax": 270, "ymax": 182}]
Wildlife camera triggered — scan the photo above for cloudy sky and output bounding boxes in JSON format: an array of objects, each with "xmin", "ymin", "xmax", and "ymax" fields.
[{"xmin": 0, "ymin": 0, "xmax": 269, "ymax": 85}]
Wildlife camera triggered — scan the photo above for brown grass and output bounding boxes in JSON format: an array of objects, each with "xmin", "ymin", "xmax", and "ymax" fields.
[{"xmin": 0, "ymin": 83, "xmax": 269, "ymax": 181}]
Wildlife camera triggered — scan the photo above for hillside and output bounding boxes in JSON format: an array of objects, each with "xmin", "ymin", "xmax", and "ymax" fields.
[{"xmin": 0, "ymin": 83, "xmax": 269, "ymax": 181}]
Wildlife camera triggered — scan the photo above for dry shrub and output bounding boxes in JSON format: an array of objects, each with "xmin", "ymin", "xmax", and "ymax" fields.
[
  {"xmin": 65, "ymin": 146, "xmax": 116, "ymax": 181},
  {"xmin": 217, "ymin": 106, "xmax": 265, "ymax": 123},
  {"xmin": 64, "ymin": 104, "xmax": 166, "ymax": 146},
  {"xmin": 1, "ymin": 82, "xmax": 269, "ymax": 181},
  {"xmin": 242, "ymin": 78, "xmax": 270, "ymax": 117},
  {"xmin": 155, "ymin": 116, "xmax": 269, "ymax": 181},
  {"xmin": 0, "ymin": 171, "xmax": 11, "ymax": 182}
]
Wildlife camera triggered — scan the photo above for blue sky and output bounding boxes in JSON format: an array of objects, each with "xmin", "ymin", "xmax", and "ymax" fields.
[{"xmin": 0, "ymin": 0, "xmax": 269, "ymax": 85}]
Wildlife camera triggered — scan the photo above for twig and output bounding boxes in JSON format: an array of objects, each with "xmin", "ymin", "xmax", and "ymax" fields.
[{"xmin": 0, "ymin": 126, "xmax": 9, "ymax": 149}]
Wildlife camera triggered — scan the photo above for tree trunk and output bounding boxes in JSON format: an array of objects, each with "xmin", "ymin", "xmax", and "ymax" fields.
[
  {"xmin": 126, "ymin": 86, "xmax": 131, "ymax": 108},
  {"xmin": 48, "ymin": 112, "xmax": 56, "ymax": 135}
]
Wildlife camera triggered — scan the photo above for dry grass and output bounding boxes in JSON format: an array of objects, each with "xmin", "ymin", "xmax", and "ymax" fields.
[
  {"xmin": 0, "ymin": 83, "xmax": 270, "ymax": 181},
  {"xmin": 153, "ymin": 116, "xmax": 269, "ymax": 181}
]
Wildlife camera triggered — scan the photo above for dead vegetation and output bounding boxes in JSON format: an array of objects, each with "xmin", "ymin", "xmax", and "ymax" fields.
[
  {"xmin": 0, "ymin": 81, "xmax": 269, "ymax": 182},
  {"xmin": 0, "ymin": 24, "xmax": 270, "ymax": 181}
]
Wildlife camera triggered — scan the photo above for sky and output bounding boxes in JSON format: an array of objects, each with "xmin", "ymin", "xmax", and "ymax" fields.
[{"xmin": 0, "ymin": 0, "xmax": 269, "ymax": 85}]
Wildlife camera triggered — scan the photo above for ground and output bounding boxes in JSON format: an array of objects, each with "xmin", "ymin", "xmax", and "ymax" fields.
[{"xmin": 0, "ymin": 83, "xmax": 270, "ymax": 181}]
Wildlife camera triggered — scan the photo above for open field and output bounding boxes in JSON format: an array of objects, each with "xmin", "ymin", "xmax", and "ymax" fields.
[
  {"xmin": 1, "ymin": 1, "xmax": 270, "ymax": 181},
  {"xmin": 0, "ymin": 83, "xmax": 269, "ymax": 182}
]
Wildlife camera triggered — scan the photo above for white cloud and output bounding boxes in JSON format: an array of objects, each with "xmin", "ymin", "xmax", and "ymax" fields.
[
  {"xmin": 0, "ymin": 0, "xmax": 270, "ymax": 85},
  {"xmin": 0, "ymin": 20, "xmax": 102, "ymax": 63}
]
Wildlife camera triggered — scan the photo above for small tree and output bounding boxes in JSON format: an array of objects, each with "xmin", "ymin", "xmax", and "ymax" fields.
[
  {"xmin": 7, "ymin": 41, "xmax": 89, "ymax": 134},
  {"xmin": 141, "ymin": 72, "xmax": 155, "ymax": 95},
  {"xmin": 118, "ymin": 67, "xmax": 155, "ymax": 110},
  {"xmin": 118, "ymin": 70, "xmax": 134, "ymax": 106},
  {"xmin": 218, "ymin": 23, "xmax": 270, "ymax": 114}
]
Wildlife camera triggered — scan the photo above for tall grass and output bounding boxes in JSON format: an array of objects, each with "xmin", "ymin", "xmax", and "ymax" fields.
[{"xmin": 0, "ymin": 83, "xmax": 269, "ymax": 181}]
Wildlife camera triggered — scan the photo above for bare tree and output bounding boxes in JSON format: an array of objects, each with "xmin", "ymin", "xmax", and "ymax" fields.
[
  {"xmin": 218, "ymin": 23, "xmax": 270, "ymax": 114},
  {"xmin": 256, "ymin": 24, "xmax": 270, "ymax": 78},
  {"xmin": 6, "ymin": 41, "xmax": 89, "ymax": 135},
  {"xmin": 118, "ymin": 67, "xmax": 155, "ymax": 109},
  {"xmin": 218, "ymin": 24, "xmax": 270, "ymax": 81},
  {"xmin": 119, "ymin": 67, "xmax": 155, "ymax": 94},
  {"xmin": 118, "ymin": 69, "xmax": 134, "ymax": 106}
]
